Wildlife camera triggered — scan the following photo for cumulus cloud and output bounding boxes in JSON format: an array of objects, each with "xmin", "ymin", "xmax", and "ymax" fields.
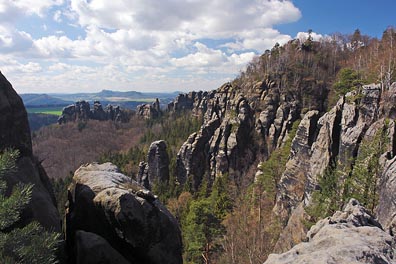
[
  {"xmin": 0, "ymin": 0, "xmax": 304, "ymax": 93},
  {"xmin": 0, "ymin": 26, "xmax": 34, "ymax": 53}
]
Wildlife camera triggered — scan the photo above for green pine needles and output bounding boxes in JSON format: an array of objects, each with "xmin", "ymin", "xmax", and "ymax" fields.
[{"xmin": 0, "ymin": 149, "xmax": 60, "ymax": 264}]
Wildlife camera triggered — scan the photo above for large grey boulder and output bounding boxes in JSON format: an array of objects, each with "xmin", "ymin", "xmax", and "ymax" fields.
[
  {"xmin": 66, "ymin": 162, "xmax": 182, "ymax": 264},
  {"xmin": 265, "ymin": 199, "xmax": 395, "ymax": 264},
  {"xmin": 0, "ymin": 71, "xmax": 61, "ymax": 231}
]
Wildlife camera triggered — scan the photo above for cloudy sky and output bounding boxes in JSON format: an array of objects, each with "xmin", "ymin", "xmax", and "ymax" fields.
[{"xmin": 1, "ymin": 0, "xmax": 395, "ymax": 94}]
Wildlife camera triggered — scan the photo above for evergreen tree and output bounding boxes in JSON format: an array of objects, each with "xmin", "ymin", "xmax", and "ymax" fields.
[{"xmin": 0, "ymin": 149, "xmax": 60, "ymax": 264}]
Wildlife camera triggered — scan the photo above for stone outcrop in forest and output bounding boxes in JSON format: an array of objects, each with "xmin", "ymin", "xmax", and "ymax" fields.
[
  {"xmin": 0, "ymin": 71, "xmax": 61, "ymax": 231},
  {"xmin": 65, "ymin": 162, "xmax": 182, "ymax": 264},
  {"xmin": 58, "ymin": 100, "xmax": 128, "ymax": 124},
  {"xmin": 137, "ymin": 140, "xmax": 170, "ymax": 190},
  {"xmin": 136, "ymin": 98, "xmax": 162, "ymax": 119}
]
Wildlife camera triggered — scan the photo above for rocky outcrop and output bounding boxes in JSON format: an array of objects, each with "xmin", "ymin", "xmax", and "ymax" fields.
[
  {"xmin": 0, "ymin": 72, "xmax": 32, "ymax": 156},
  {"xmin": 136, "ymin": 98, "xmax": 162, "ymax": 119},
  {"xmin": 175, "ymin": 83, "xmax": 259, "ymax": 190},
  {"xmin": 137, "ymin": 140, "xmax": 170, "ymax": 190},
  {"xmin": 66, "ymin": 162, "xmax": 182, "ymax": 264},
  {"xmin": 265, "ymin": 199, "xmax": 395, "ymax": 264},
  {"xmin": 0, "ymin": 72, "xmax": 61, "ymax": 231},
  {"xmin": 272, "ymin": 84, "xmax": 387, "ymax": 250},
  {"xmin": 377, "ymin": 154, "xmax": 396, "ymax": 235},
  {"xmin": 168, "ymin": 91, "xmax": 210, "ymax": 116},
  {"xmin": 58, "ymin": 100, "xmax": 127, "ymax": 124}
]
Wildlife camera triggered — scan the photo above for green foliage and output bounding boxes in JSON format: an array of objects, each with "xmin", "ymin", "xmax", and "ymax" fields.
[
  {"xmin": 307, "ymin": 122, "xmax": 390, "ymax": 225},
  {"xmin": 305, "ymin": 163, "xmax": 343, "ymax": 226},
  {"xmin": 0, "ymin": 149, "xmax": 60, "ymax": 264},
  {"xmin": 183, "ymin": 198, "xmax": 223, "ymax": 264},
  {"xmin": 256, "ymin": 120, "xmax": 300, "ymax": 196},
  {"xmin": 343, "ymin": 125, "xmax": 389, "ymax": 212},
  {"xmin": 182, "ymin": 175, "xmax": 232, "ymax": 263},
  {"xmin": 51, "ymin": 173, "xmax": 73, "ymax": 218},
  {"xmin": 333, "ymin": 68, "xmax": 361, "ymax": 96}
]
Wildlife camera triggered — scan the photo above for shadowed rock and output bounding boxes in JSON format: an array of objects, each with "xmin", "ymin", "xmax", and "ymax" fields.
[
  {"xmin": 66, "ymin": 162, "xmax": 182, "ymax": 264},
  {"xmin": 0, "ymin": 71, "xmax": 61, "ymax": 232}
]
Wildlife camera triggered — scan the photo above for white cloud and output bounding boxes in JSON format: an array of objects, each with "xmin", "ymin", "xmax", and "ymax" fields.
[
  {"xmin": 1, "ymin": 0, "xmax": 305, "ymax": 93},
  {"xmin": 0, "ymin": 0, "xmax": 63, "ymax": 21},
  {"xmin": 0, "ymin": 26, "xmax": 34, "ymax": 53}
]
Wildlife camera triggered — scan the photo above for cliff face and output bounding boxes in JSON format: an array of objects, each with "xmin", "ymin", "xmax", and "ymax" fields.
[
  {"xmin": 0, "ymin": 72, "xmax": 61, "ymax": 231},
  {"xmin": 171, "ymin": 78, "xmax": 396, "ymax": 254},
  {"xmin": 174, "ymin": 81, "xmax": 302, "ymax": 191}
]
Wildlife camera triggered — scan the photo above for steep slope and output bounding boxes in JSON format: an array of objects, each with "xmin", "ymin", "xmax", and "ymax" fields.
[
  {"xmin": 0, "ymin": 71, "xmax": 61, "ymax": 231},
  {"xmin": 169, "ymin": 78, "xmax": 396, "ymax": 257}
]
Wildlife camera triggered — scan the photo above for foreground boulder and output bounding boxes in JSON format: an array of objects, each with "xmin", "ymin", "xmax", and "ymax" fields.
[
  {"xmin": 264, "ymin": 199, "xmax": 395, "ymax": 264},
  {"xmin": 0, "ymin": 71, "xmax": 61, "ymax": 231},
  {"xmin": 66, "ymin": 162, "xmax": 183, "ymax": 264}
]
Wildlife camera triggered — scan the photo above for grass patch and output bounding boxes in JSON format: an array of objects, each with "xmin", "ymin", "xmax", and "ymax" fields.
[{"xmin": 26, "ymin": 107, "xmax": 63, "ymax": 116}]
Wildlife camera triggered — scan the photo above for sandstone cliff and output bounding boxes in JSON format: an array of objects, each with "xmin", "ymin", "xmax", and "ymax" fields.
[{"xmin": 170, "ymin": 78, "xmax": 396, "ymax": 256}]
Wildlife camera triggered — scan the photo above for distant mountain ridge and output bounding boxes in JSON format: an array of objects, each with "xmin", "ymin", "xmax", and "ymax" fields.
[
  {"xmin": 48, "ymin": 89, "xmax": 181, "ymax": 103},
  {"xmin": 20, "ymin": 93, "xmax": 72, "ymax": 106},
  {"xmin": 20, "ymin": 89, "xmax": 182, "ymax": 107}
]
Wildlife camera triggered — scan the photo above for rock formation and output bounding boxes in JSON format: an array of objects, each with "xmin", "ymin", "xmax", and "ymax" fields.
[
  {"xmin": 136, "ymin": 98, "xmax": 162, "ymax": 119},
  {"xmin": 271, "ymin": 84, "xmax": 395, "ymax": 250},
  {"xmin": 66, "ymin": 162, "xmax": 182, "ymax": 264},
  {"xmin": 137, "ymin": 140, "xmax": 170, "ymax": 190},
  {"xmin": 175, "ymin": 83, "xmax": 257, "ymax": 190},
  {"xmin": 58, "ymin": 100, "xmax": 127, "ymax": 124},
  {"xmin": 264, "ymin": 199, "xmax": 395, "ymax": 264},
  {"xmin": 0, "ymin": 72, "xmax": 61, "ymax": 231},
  {"xmin": 171, "ymin": 78, "xmax": 396, "ymax": 256}
]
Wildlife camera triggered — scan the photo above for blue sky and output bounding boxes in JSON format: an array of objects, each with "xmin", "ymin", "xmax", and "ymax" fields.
[{"xmin": 0, "ymin": 0, "xmax": 394, "ymax": 94}]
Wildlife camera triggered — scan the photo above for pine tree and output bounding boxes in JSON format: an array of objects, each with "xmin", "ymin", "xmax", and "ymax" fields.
[{"xmin": 0, "ymin": 149, "xmax": 60, "ymax": 264}]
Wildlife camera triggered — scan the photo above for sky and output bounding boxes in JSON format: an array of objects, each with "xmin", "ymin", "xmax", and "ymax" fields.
[{"xmin": 0, "ymin": 0, "xmax": 395, "ymax": 94}]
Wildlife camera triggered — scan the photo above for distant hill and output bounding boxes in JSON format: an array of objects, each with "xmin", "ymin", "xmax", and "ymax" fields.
[
  {"xmin": 49, "ymin": 90, "xmax": 181, "ymax": 104},
  {"xmin": 20, "ymin": 94, "xmax": 72, "ymax": 107}
]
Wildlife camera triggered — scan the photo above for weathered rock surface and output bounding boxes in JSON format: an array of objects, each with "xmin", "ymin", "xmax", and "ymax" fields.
[
  {"xmin": 175, "ymin": 83, "xmax": 259, "ymax": 190},
  {"xmin": 136, "ymin": 98, "xmax": 162, "ymax": 119},
  {"xmin": 66, "ymin": 162, "xmax": 182, "ymax": 264},
  {"xmin": 137, "ymin": 140, "xmax": 170, "ymax": 190},
  {"xmin": 0, "ymin": 72, "xmax": 61, "ymax": 231},
  {"xmin": 58, "ymin": 100, "xmax": 127, "ymax": 124},
  {"xmin": 273, "ymin": 84, "xmax": 388, "ymax": 250},
  {"xmin": 377, "ymin": 154, "xmax": 396, "ymax": 235},
  {"xmin": 265, "ymin": 199, "xmax": 395, "ymax": 264}
]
